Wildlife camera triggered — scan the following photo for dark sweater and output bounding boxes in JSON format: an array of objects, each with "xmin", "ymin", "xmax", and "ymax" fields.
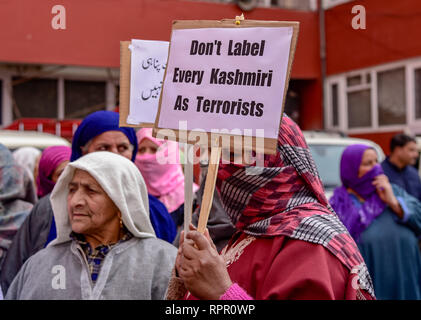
[{"xmin": 381, "ymin": 157, "xmax": 421, "ymax": 201}]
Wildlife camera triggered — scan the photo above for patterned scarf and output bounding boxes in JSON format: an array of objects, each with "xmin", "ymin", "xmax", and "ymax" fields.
[{"xmin": 216, "ymin": 114, "xmax": 375, "ymax": 298}]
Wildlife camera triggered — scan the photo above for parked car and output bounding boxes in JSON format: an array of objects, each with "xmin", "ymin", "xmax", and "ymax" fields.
[
  {"xmin": 303, "ymin": 131, "xmax": 385, "ymax": 199},
  {"xmin": 0, "ymin": 130, "xmax": 71, "ymax": 151}
]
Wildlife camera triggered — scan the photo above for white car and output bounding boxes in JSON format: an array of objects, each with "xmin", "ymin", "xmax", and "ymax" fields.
[
  {"xmin": 303, "ymin": 131, "xmax": 385, "ymax": 199},
  {"xmin": 0, "ymin": 130, "xmax": 71, "ymax": 151}
]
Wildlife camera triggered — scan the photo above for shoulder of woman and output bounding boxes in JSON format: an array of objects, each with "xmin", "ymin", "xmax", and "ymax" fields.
[
  {"xmin": 18, "ymin": 241, "xmax": 71, "ymax": 273},
  {"xmin": 130, "ymin": 237, "xmax": 178, "ymax": 255}
]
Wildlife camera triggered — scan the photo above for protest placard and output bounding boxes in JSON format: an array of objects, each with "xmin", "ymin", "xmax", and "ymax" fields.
[
  {"xmin": 119, "ymin": 39, "xmax": 169, "ymax": 128},
  {"xmin": 154, "ymin": 19, "xmax": 299, "ymax": 156},
  {"xmin": 152, "ymin": 18, "xmax": 299, "ymax": 233}
]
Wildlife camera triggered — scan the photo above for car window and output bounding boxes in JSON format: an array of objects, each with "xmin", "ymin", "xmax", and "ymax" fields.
[{"xmin": 308, "ymin": 144, "xmax": 346, "ymax": 191}]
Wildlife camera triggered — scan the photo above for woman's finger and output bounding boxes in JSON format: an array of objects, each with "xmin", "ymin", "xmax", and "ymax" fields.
[
  {"xmin": 181, "ymin": 239, "xmax": 200, "ymax": 260},
  {"xmin": 186, "ymin": 231, "xmax": 212, "ymax": 251},
  {"xmin": 204, "ymin": 228, "xmax": 218, "ymax": 251}
]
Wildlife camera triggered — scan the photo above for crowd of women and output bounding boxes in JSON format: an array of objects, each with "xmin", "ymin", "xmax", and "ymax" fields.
[{"xmin": 0, "ymin": 110, "xmax": 420, "ymax": 300}]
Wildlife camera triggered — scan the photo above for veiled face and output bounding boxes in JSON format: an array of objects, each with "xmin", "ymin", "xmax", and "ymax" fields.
[
  {"xmin": 67, "ymin": 169, "xmax": 120, "ymax": 242},
  {"xmin": 138, "ymin": 138, "xmax": 158, "ymax": 155},
  {"xmin": 358, "ymin": 149, "xmax": 378, "ymax": 178}
]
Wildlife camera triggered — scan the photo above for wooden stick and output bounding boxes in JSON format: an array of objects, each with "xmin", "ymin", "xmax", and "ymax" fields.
[
  {"xmin": 197, "ymin": 141, "xmax": 222, "ymax": 234},
  {"xmin": 183, "ymin": 143, "xmax": 193, "ymax": 239}
]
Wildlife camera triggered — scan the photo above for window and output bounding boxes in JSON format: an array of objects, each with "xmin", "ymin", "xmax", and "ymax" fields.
[
  {"xmin": 347, "ymin": 89, "xmax": 371, "ymax": 128},
  {"xmin": 326, "ymin": 60, "xmax": 417, "ymax": 133},
  {"xmin": 331, "ymin": 83, "xmax": 339, "ymax": 127},
  {"xmin": 12, "ymin": 77, "xmax": 58, "ymax": 119},
  {"xmin": 414, "ymin": 68, "xmax": 421, "ymax": 119},
  {"xmin": 64, "ymin": 80, "xmax": 106, "ymax": 118},
  {"xmin": 377, "ymin": 67, "xmax": 406, "ymax": 126},
  {"xmin": 346, "ymin": 72, "xmax": 371, "ymax": 129},
  {"xmin": 346, "ymin": 75, "xmax": 362, "ymax": 87}
]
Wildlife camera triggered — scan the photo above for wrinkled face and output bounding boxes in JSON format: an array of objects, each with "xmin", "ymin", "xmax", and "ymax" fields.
[
  {"xmin": 138, "ymin": 138, "xmax": 158, "ymax": 155},
  {"xmin": 358, "ymin": 149, "xmax": 378, "ymax": 178},
  {"xmin": 67, "ymin": 169, "xmax": 120, "ymax": 236},
  {"xmin": 85, "ymin": 131, "xmax": 132, "ymax": 160},
  {"xmin": 51, "ymin": 160, "xmax": 69, "ymax": 183},
  {"xmin": 396, "ymin": 141, "xmax": 418, "ymax": 166}
]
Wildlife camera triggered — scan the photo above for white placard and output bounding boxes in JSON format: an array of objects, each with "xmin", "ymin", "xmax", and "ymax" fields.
[
  {"xmin": 127, "ymin": 39, "xmax": 169, "ymax": 125},
  {"xmin": 158, "ymin": 27, "xmax": 293, "ymax": 139}
]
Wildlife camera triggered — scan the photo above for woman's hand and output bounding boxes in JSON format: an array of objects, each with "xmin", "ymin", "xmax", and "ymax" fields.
[
  {"xmin": 373, "ymin": 174, "xmax": 403, "ymax": 219},
  {"xmin": 175, "ymin": 225, "xmax": 232, "ymax": 300}
]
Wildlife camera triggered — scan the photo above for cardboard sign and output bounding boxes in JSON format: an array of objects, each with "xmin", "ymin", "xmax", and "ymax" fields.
[
  {"xmin": 126, "ymin": 39, "xmax": 169, "ymax": 125},
  {"xmin": 154, "ymin": 19, "xmax": 299, "ymax": 155},
  {"xmin": 119, "ymin": 39, "xmax": 169, "ymax": 128}
]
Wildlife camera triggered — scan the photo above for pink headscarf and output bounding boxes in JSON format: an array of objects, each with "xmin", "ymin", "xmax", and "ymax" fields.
[
  {"xmin": 36, "ymin": 145, "xmax": 72, "ymax": 198},
  {"xmin": 135, "ymin": 128, "xmax": 198, "ymax": 213}
]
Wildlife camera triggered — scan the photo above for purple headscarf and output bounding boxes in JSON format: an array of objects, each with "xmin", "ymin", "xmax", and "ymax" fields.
[
  {"xmin": 330, "ymin": 144, "xmax": 386, "ymax": 241},
  {"xmin": 36, "ymin": 146, "xmax": 71, "ymax": 198}
]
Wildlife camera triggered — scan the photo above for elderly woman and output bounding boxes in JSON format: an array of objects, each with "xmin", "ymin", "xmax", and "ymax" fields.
[
  {"xmin": 5, "ymin": 151, "xmax": 177, "ymax": 299},
  {"xmin": 168, "ymin": 115, "xmax": 375, "ymax": 300},
  {"xmin": 330, "ymin": 144, "xmax": 421, "ymax": 300},
  {"xmin": 71, "ymin": 111, "xmax": 176, "ymax": 242},
  {"xmin": 0, "ymin": 110, "xmax": 175, "ymax": 296},
  {"xmin": 0, "ymin": 144, "xmax": 37, "ymax": 273}
]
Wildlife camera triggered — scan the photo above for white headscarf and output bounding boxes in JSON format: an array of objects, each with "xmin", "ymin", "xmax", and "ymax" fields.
[
  {"xmin": 12, "ymin": 147, "xmax": 41, "ymax": 182},
  {"xmin": 49, "ymin": 151, "xmax": 156, "ymax": 246}
]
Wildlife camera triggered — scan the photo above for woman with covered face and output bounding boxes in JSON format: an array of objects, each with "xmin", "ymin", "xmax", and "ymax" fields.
[
  {"xmin": 168, "ymin": 115, "xmax": 375, "ymax": 300},
  {"xmin": 135, "ymin": 128, "xmax": 199, "ymax": 229},
  {"xmin": 5, "ymin": 151, "xmax": 177, "ymax": 300},
  {"xmin": 330, "ymin": 144, "xmax": 421, "ymax": 300}
]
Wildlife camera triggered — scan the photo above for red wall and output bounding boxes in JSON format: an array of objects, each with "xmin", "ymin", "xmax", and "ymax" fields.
[
  {"xmin": 325, "ymin": 0, "xmax": 421, "ymax": 75},
  {"xmin": 0, "ymin": 0, "xmax": 320, "ymax": 79},
  {"xmin": 297, "ymin": 79, "xmax": 323, "ymax": 130}
]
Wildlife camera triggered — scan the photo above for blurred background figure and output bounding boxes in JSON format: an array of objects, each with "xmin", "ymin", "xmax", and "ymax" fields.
[
  {"xmin": 12, "ymin": 147, "xmax": 41, "ymax": 188},
  {"xmin": 135, "ymin": 128, "xmax": 198, "ymax": 229},
  {"xmin": 0, "ymin": 144, "xmax": 37, "ymax": 273},
  {"xmin": 330, "ymin": 144, "xmax": 421, "ymax": 300},
  {"xmin": 36, "ymin": 145, "xmax": 71, "ymax": 199},
  {"xmin": 381, "ymin": 134, "xmax": 421, "ymax": 201}
]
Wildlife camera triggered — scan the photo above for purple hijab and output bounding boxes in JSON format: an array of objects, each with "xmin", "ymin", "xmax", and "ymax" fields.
[
  {"xmin": 330, "ymin": 144, "xmax": 386, "ymax": 241},
  {"xmin": 36, "ymin": 146, "xmax": 71, "ymax": 198}
]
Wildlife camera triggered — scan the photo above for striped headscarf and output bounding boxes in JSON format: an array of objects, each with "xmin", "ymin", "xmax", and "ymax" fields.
[{"xmin": 216, "ymin": 114, "xmax": 375, "ymax": 299}]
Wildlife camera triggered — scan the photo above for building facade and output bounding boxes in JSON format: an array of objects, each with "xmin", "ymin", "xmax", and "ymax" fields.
[
  {"xmin": 2, "ymin": 0, "xmax": 419, "ymax": 153},
  {"xmin": 324, "ymin": 0, "xmax": 421, "ymax": 153},
  {"xmin": 0, "ymin": 0, "xmax": 323, "ymax": 140}
]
